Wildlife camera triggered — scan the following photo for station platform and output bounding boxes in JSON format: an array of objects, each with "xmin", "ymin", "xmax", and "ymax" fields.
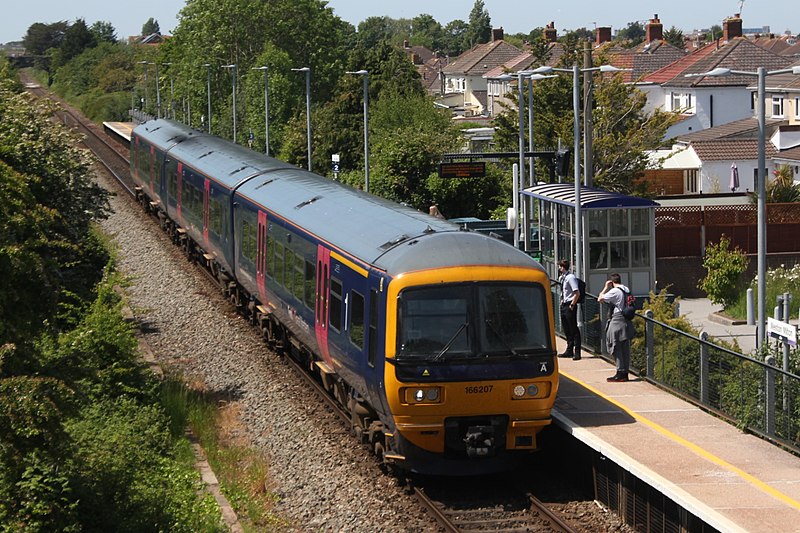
[
  {"xmin": 103, "ymin": 121, "xmax": 133, "ymax": 146},
  {"xmin": 553, "ymin": 336, "xmax": 800, "ymax": 532}
]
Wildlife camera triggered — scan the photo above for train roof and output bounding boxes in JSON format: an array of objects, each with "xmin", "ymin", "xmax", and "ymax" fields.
[
  {"xmin": 133, "ymin": 119, "xmax": 541, "ymax": 276},
  {"xmin": 134, "ymin": 119, "xmax": 295, "ymax": 188}
]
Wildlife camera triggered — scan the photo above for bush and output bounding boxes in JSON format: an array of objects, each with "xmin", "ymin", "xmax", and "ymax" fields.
[{"xmin": 698, "ymin": 235, "xmax": 749, "ymax": 309}]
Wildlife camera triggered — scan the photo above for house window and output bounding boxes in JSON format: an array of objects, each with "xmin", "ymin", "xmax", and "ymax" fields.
[
  {"xmin": 795, "ymin": 97, "xmax": 800, "ymax": 119},
  {"xmin": 684, "ymin": 169, "xmax": 698, "ymax": 193},
  {"xmin": 772, "ymin": 96, "xmax": 784, "ymax": 118},
  {"xmin": 671, "ymin": 92, "xmax": 694, "ymax": 114}
]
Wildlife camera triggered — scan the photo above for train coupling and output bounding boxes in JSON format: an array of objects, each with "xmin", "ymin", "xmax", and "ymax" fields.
[{"xmin": 464, "ymin": 425, "xmax": 497, "ymax": 458}]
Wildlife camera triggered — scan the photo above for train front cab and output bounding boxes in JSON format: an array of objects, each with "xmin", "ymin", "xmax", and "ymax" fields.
[{"xmin": 382, "ymin": 265, "xmax": 558, "ymax": 475}]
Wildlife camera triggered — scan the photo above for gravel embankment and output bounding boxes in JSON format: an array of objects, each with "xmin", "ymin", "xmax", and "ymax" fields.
[{"xmin": 96, "ymin": 173, "xmax": 435, "ymax": 532}]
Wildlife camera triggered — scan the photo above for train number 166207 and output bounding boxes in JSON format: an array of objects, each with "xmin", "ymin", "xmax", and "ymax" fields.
[{"xmin": 464, "ymin": 385, "xmax": 493, "ymax": 394}]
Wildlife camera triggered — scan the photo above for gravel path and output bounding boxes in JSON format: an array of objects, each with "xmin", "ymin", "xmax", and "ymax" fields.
[{"xmin": 96, "ymin": 172, "xmax": 436, "ymax": 532}]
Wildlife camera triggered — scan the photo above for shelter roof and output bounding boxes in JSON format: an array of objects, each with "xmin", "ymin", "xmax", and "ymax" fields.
[{"xmin": 521, "ymin": 183, "xmax": 659, "ymax": 209}]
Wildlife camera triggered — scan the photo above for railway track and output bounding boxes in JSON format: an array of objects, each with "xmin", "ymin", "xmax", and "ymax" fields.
[{"xmin": 24, "ymin": 79, "xmax": 589, "ymax": 533}]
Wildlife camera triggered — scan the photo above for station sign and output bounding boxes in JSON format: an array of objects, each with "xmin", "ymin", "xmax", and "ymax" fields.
[
  {"xmin": 767, "ymin": 317, "xmax": 797, "ymax": 345},
  {"xmin": 438, "ymin": 161, "xmax": 486, "ymax": 179}
]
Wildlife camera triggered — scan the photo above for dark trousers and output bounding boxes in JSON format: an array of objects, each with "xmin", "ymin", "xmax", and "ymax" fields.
[{"xmin": 560, "ymin": 302, "xmax": 581, "ymax": 356}]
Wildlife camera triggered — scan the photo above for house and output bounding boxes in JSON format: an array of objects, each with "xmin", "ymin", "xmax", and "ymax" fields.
[
  {"xmin": 599, "ymin": 15, "xmax": 687, "ymax": 84},
  {"xmin": 439, "ymin": 28, "xmax": 523, "ymax": 117},
  {"xmin": 635, "ymin": 14, "xmax": 793, "ymax": 139},
  {"xmin": 643, "ymin": 62, "xmax": 800, "ymax": 197}
]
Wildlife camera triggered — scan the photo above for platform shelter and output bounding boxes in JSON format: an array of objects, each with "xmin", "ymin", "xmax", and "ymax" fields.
[{"xmin": 521, "ymin": 183, "xmax": 659, "ymax": 296}]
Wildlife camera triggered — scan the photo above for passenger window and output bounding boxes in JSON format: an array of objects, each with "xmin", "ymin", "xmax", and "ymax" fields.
[
  {"xmin": 368, "ymin": 289, "xmax": 378, "ymax": 366},
  {"xmin": 274, "ymin": 243, "xmax": 285, "ymax": 287},
  {"xmin": 350, "ymin": 290, "xmax": 365, "ymax": 350},
  {"xmin": 304, "ymin": 260, "xmax": 315, "ymax": 310},
  {"xmin": 329, "ymin": 278, "xmax": 342, "ymax": 332}
]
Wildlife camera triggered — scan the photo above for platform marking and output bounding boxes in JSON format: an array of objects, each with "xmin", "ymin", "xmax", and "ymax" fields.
[{"xmin": 560, "ymin": 370, "xmax": 800, "ymax": 512}]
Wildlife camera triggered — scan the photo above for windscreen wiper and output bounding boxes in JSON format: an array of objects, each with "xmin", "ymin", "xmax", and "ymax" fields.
[
  {"xmin": 484, "ymin": 319, "xmax": 519, "ymax": 357},
  {"xmin": 431, "ymin": 322, "xmax": 468, "ymax": 361}
]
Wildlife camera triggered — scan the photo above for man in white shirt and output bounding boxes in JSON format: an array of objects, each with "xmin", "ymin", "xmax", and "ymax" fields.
[
  {"xmin": 558, "ymin": 259, "xmax": 581, "ymax": 360},
  {"xmin": 598, "ymin": 273, "xmax": 636, "ymax": 382}
]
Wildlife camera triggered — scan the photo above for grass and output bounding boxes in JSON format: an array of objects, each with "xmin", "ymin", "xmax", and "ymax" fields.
[{"xmin": 160, "ymin": 374, "xmax": 288, "ymax": 532}]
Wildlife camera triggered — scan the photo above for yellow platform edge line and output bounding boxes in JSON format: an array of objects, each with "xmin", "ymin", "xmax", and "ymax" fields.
[{"xmin": 560, "ymin": 370, "xmax": 800, "ymax": 511}]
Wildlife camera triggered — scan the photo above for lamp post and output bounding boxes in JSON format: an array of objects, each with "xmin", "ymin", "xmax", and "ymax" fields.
[
  {"xmin": 251, "ymin": 66, "xmax": 270, "ymax": 155},
  {"xmin": 532, "ymin": 63, "xmax": 630, "ymax": 282},
  {"xmin": 292, "ymin": 67, "xmax": 312, "ymax": 171},
  {"xmin": 162, "ymin": 63, "xmax": 174, "ymax": 119},
  {"xmin": 153, "ymin": 62, "xmax": 161, "ymax": 118},
  {"xmin": 203, "ymin": 64, "xmax": 212, "ymax": 133},
  {"xmin": 346, "ymin": 70, "xmax": 370, "ymax": 192},
  {"xmin": 137, "ymin": 60, "xmax": 149, "ymax": 115},
  {"xmin": 685, "ymin": 65, "xmax": 800, "ymax": 349},
  {"xmin": 222, "ymin": 64, "xmax": 237, "ymax": 143}
]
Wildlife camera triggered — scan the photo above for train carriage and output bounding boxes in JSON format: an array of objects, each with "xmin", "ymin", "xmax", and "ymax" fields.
[{"xmin": 131, "ymin": 118, "xmax": 559, "ymax": 475}]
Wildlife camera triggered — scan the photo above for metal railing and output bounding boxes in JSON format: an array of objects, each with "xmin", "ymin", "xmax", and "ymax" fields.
[{"xmin": 552, "ymin": 286, "xmax": 800, "ymax": 454}]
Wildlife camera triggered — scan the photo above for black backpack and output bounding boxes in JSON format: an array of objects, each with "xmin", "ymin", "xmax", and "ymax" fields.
[
  {"xmin": 620, "ymin": 289, "xmax": 636, "ymax": 320},
  {"xmin": 576, "ymin": 277, "xmax": 586, "ymax": 305}
]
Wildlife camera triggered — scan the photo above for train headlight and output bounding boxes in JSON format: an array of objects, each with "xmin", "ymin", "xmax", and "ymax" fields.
[
  {"xmin": 402, "ymin": 387, "xmax": 443, "ymax": 404},
  {"xmin": 512, "ymin": 383, "xmax": 542, "ymax": 399}
]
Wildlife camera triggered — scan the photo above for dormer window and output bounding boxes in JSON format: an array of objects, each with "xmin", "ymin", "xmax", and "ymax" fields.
[{"xmin": 670, "ymin": 92, "xmax": 694, "ymax": 114}]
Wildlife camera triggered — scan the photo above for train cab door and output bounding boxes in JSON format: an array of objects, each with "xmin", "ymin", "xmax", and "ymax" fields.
[
  {"xmin": 202, "ymin": 178, "xmax": 210, "ymax": 247},
  {"xmin": 256, "ymin": 211, "xmax": 268, "ymax": 304},
  {"xmin": 315, "ymin": 245, "xmax": 333, "ymax": 366}
]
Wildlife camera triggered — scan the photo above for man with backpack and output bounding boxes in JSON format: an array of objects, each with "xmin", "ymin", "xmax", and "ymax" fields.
[
  {"xmin": 557, "ymin": 260, "xmax": 582, "ymax": 360},
  {"xmin": 598, "ymin": 273, "xmax": 636, "ymax": 382}
]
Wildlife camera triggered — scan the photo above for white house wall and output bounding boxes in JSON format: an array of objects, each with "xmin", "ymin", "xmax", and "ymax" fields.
[
  {"xmin": 700, "ymin": 159, "xmax": 758, "ymax": 193},
  {"xmin": 667, "ymin": 87, "xmax": 751, "ymax": 138}
]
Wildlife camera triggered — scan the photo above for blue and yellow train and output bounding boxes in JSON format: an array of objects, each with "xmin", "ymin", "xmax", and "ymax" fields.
[{"xmin": 130, "ymin": 118, "xmax": 558, "ymax": 475}]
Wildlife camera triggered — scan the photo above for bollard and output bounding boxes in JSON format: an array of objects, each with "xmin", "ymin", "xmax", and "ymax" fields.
[
  {"xmin": 765, "ymin": 355, "xmax": 776, "ymax": 437},
  {"xmin": 645, "ymin": 310, "xmax": 654, "ymax": 379},
  {"xmin": 699, "ymin": 331, "xmax": 709, "ymax": 405},
  {"xmin": 747, "ymin": 288, "xmax": 754, "ymax": 325}
]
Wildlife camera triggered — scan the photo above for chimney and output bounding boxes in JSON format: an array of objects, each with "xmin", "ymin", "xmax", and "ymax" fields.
[
  {"xmin": 544, "ymin": 22, "xmax": 557, "ymax": 43},
  {"xmin": 646, "ymin": 14, "xmax": 663, "ymax": 42},
  {"xmin": 596, "ymin": 26, "xmax": 612, "ymax": 45},
  {"xmin": 723, "ymin": 14, "xmax": 743, "ymax": 41},
  {"xmin": 492, "ymin": 27, "xmax": 504, "ymax": 41}
]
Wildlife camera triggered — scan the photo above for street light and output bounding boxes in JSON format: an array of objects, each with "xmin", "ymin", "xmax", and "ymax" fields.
[
  {"xmin": 222, "ymin": 64, "xmax": 237, "ymax": 143},
  {"xmin": 532, "ymin": 63, "xmax": 630, "ymax": 282},
  {"xmin": 685, "ymin": 65, "xmax": 800, "ymax": 349},
  {"xmin": 292, "ymin": 67, "xmax": 312, "ymax": 171},
  {"xmin": 203, "ymin": 64, "xmax": 212, "ymax": 133},
  {"xmin": 252, "ymin": 66, "xmax": 270, "ymax": 155},
  {"xmin": 137, "ymin": 60, "xmax": 149, "ymax": 115},
  {"xmin": 346, "ymin": 69, "xmax": 370, "ymax": 193},
  {"xmin": 162, "ymin": 63, "xmax": 174, "ymax": 119}
]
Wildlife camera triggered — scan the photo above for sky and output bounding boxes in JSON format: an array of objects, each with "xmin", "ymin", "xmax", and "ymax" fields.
[{"xmin": 2, "ymin": 0, "xmax": 798, "ymax": 45}]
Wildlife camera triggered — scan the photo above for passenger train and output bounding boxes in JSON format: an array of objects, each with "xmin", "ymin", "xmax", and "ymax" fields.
[{"xmin": 130, "ymin": 118, "xmax": 558, "ymax": 475}]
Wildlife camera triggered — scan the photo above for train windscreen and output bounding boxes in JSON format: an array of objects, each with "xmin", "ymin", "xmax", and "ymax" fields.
[{"xmin": 397, "ymin": 283, "xmax": 551, "ymax": 361}]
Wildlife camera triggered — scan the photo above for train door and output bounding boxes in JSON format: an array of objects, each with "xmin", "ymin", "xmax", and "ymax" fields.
[
  {"xmin": 202, "ymin": 178, "xmax": 210, "ymax": 246},
  {"xmin": 176, "ymin": 162, "xmax": 184, "ymax": 224},
  {"xmin": 315, "ymin": 245, "xmax": 333, "ymax": 366},
  {"xmin": 256, "ymin": 211, "xmax": 268, "ymax": 304}
]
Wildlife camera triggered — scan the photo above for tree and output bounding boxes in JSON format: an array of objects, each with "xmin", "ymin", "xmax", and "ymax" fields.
[
  {"xmin": 441, "ymin": 19, "xmax": 468, "ymax": 56},
  {"xmin": 410, "ymin": 14, "xmax": 443, "ymax": 50},
  {"xmin": 22, "ymin": 21, "xmax": 68, "ymax": 55},
  {"xmin": 141, "ymin": 17, "xmax": 160, "ymax": 36},
  {"xmin": 53, "ymin": 19, "xmax": 97, "ymax": 69},
  {"xmin": 465, "ymin": 0, "xmax": 492, "ymax": 47},
  {"xmin": 616, "ymin": 21, "xmax": 645, "ymax": 47},
  {"xmin": 765, "ymin": 165, "xmax": 800, "ymax": 203},
  {"xmin": 698, "ymin": 235, "xmax": 749, "ymax": 309},
  {"xmin": 706, "ymin": 24, "xmax": 723, "ymax": 42},
  {"xmin": 663, "ymin": 26, "xmax": 685, "ymax": 49},
  {"xmin": 89, "ymin": 21, "xmax": 117, "ymax": 44}
]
